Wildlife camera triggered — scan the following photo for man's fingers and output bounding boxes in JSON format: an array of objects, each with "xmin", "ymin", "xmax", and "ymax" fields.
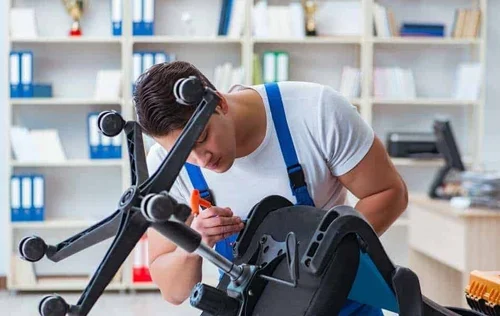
[
  {"xmin": 200, "ymin": 206, "xmax": 233, "ymax": 218},
  {"xmin": 202, "ymin": 216, "xmax": 241, "ymax": 228},
  {"xmin": 202, "ymin": 223, "xmax": 244, "ymax": 237}
]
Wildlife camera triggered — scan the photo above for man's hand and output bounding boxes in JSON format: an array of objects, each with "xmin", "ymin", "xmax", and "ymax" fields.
[{"xmin": 190, "ymin": 207, "xmax": 244, "ymax": 247}]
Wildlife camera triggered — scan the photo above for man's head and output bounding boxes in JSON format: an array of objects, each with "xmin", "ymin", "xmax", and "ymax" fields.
[{"xmin": 133, "ymin": 61, "xmax": 237, "ymax": 173}]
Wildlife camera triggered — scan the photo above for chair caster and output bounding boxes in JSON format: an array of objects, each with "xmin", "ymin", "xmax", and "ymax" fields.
[
  {"xmin": 97, "ymin": 110, "xmax": 125, "ymax": 137},
  {"xmin": 190, "ymin": 282, "xmax": 240, "ymax": 316},
  {"xmin": 19, "ymin": 236, "xmax": 47, "ymax": 262},
  {"xmin": 39, "ymin": 295, "xmax": 69, "ymax": 316}
]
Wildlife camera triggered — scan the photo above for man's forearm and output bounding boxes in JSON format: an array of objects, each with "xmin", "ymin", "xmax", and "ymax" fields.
[
  {"xmin": 149, "ymin": 247, "xmax": 203, "ymax": 305},
  {"xmin": 354, "ymin": 181, "xmax": 408, "ymax": 236}
]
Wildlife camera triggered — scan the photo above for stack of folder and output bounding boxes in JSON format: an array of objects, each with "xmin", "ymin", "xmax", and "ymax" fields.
[
  {"xmin": 132, "ymin": 51, "xmax": 175, "ymax": 91},
  {"xmin": 87, "ymin": 113, "xmax": 122, "ymax": 159},
  {"xmin": 10, "ymin": 51, "xmax": 52, "ymax": 98},
  {"xmin": 10, "ymin": 174, "xmax": 45, "ymax": 222},
  {"xmin": 262, "ymin": 51, "xmax": 289, "ymax": 83},
  {"xmin": 133, "ymin": 0, "xmax": 155, "ymax": 36}
]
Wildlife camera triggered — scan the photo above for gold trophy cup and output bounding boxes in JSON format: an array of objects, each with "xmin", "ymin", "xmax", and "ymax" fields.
[
  {"xmin": 62, "ymin": 0, "xmax": 87, "ymax": 36},
  {"xmin": 302, "ymin": 0, "xmax": 318, "ymax": 36}
]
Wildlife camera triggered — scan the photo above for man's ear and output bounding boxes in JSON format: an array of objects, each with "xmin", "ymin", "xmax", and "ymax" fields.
[{"xmin": 215, "ymin": 92, "xmax": 229, "ymax": 115}]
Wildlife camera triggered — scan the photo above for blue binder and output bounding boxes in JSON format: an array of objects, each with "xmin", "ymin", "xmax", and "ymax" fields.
[
  {"xmin": 100, "ymin": 131, "xmax": 112, "ymax": 158},
  {"xmin": 142, "ymin": 0, "xmax": 155, "ymax": 36},
  {"xmin": 133, "ymin": 0, "xmax": 143, "ymax": 35},
  {"xmin": 132, "ymin": 52, "xmax": 143, "ymax": 93},
  {"xmin": 31, "ymin": 174, "xmax": 45, "ymax": 221},
  {"xmin": 154, "ymin": 52, "xmax": 167, "ymax": 65},
  {"xmin": 111, "ymin": 0, "xmax": 123, "ymax": 36},
  {"xmin": 110, "ymin": 133, "xmax": 122, "ymax": 159},
  {"xmin": 10, "ymin": 175, "xmax": 22, "ymax": 221},
  {"xmin": 33, "ymin": 84, "xmax": 53, "ymax": 98},
  {"xmin": 20, "ymin": 175, "xmax": 32, "ymax": 221},
  {"xmin": 20, "ymin": 51, "xmax": 34, "ymax": 98},
  {"xmin": 88, "ymin": 112, "xmax": 102, "ymax": 159},
  {"xmin": 9, "ymin": 52, "xmax": 21, "ymax": 98}
]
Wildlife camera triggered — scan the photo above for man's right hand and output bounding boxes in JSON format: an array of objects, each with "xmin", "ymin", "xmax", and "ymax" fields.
[{"xmin": 190, "ymin": 206, "xmax": 244, "ymax": 248}]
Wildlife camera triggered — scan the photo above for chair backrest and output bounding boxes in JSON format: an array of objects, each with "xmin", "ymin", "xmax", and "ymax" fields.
[{"xmin": 199, "ymin": 195, "xmax": 479, "ymax": 316}]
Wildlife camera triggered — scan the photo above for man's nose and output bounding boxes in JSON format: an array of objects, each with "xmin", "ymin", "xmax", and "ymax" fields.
[{"xmin": 191, "ymin": 148, "xmax": 212, "ymax": 167}]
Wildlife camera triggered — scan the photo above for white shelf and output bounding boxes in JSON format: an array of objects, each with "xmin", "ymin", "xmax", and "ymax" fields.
[
  {"xmin": 133, "ymin": 36, "xmax": 243, "ymax": 44},
  {"xmin": 371, "ymin": 98, "xmax": 479, "ymax": 106},
  {"xmin": 11, "ymin": 219, "xmax": 96, "ymax": 229},
  {"xmin": 10, "ymin": 281, "xmax": 125, "ymax": 292},
  {"xmin": 252, "ymin": 36, "xmax": 362, "ymax": 44},
  {"xmin": 128, "ymin": 282, "xmax": 160, "ymax": 290},
  {"xmin": 4, "ymin": 0, "xmax": 488, "ymax": 294},
  {"xmin": 372, "ymin": 37, "xmax": 482, "ymax": 45},
  {"xmin": 11, "ymin": 37, "xmax": 122, "ymax": 44},
  {"xmin": 10, "ymin": 98, "xmax": 123, "ymax": 105},
  {"xmin": 391, "ymin": 156, "xmax": 473, "ymax": 167},
  {"xmin": 11, "ymin": 160, "xmax": 123, "ymax": 168},
  {"xmin": 391, "ymin": 157, "xmax": 445, "ymax": 167}
]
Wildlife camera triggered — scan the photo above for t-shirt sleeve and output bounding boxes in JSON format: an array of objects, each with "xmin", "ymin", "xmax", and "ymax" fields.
[
  {"xmin": 146, "ymin": 144, "xmax": 189, "ymax": 205},
  {"xmin": 318, "ymin": 86, "xmax": 375, "ymax": 176}
]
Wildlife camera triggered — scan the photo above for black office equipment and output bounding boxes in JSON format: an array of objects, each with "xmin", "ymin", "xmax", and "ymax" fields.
[
  {"xmin": 17, "ymin": 77, "xmax": 484, "ymax": 316},
  {"xmin": 428, "ymin": 120, "xmax": 466, "ymax": 199},
  {"xmin": 386, "ymin": 132, "xmax": 439, "ymax": 158}
]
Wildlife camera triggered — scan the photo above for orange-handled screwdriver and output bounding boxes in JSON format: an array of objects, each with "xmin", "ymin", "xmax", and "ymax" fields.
[{"xmin": 190, "ymin": 189, "xmax": 212, "ymax": 216}]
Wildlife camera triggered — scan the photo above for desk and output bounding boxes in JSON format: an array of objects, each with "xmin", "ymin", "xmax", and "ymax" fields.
[{"xmin": 408, "ymin": 194, "xmax": 500, "ymax": 308}]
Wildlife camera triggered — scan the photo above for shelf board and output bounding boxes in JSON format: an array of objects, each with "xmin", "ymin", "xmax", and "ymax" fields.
[
  {"xmin": 252, "ymin": 36, "xmax": 361, "ymax": 44},
  {"xmin": 10, "ymin": 281, "xmax": 125, "ymax": 291},
  {"xmin": 128, "ymin": 282, "xmax": 160, "ymax": 290},
  {"xmin": 133, "ymin": 36, "xmax": 243, "ymax": 44},
  {"xmin": 372, "ymin": 37, "xmax": 482, "ymax": 45},
  {"xmin": 391, "ymin": 156, "xmax": 474, "ymax": 167},
  {"xmin": 371, "ymin": 98, "xmax": 479, "ymax": 106},
  {"xmin": 10, "ymin": 98, "xmax": 122, "ymax": 105},
  {"xmin": 11, "ymin": 219, "xmax": 97, "ymax": 229},
  {"xmin": 11, "ymin": 159, "xmax": 123, "ymax": 168},
  {"xmin": 391, "ymin": 157, "xmax": 445, "ymax": 167},
  {"xmin": 11, "ymin": 37, "xmax": 122, "ymax": 44}
]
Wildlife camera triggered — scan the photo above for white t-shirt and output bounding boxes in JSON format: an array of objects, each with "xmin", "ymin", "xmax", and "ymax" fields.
[{"xmin": 147, "ymin": 81, "xmax": 374, "ymax": 218}]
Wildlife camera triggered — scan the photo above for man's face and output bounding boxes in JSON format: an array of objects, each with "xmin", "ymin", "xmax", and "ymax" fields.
[{"xmin": 154, "ymin": 109, "xmax": 237, "ymax": 173}]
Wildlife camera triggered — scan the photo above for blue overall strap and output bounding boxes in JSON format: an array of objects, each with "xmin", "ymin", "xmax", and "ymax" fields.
[
  {"xmin": 184, "ymin": 162, "xmax": 214, "ymax": 204},
  {"xmin": 264, "ymin": 82, "xmax": 315, "ymax": 207},
  {"xmin": 184, "ymin": 163, "xmax": 234, "ymax": 263}
]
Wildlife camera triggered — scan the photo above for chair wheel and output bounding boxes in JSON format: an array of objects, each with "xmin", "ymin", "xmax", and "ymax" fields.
[
  {"xmin": 39, "ymin": 295, "xmax": 69, "ymax": 316},
  {"xmin": 97, "ymin": 110, "xmax": 125, "ymax": 137},
  {"xmin": 173, "ymin": 76, "xmax": 205, "ymax": 106},
  {"xmin": 19, "ymin": 236, "xmax": 47, "ymax": 262}
]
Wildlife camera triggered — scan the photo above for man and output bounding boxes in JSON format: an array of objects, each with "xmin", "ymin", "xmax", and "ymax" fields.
[{"xmin": 134, "ymin": 61, "xmax": 408, "ymax": 314}]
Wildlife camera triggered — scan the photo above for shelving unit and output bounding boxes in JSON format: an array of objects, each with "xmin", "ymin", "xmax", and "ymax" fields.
[{"xmin": 4, "ymin": 0, "xmax": 487, "ymax": 292}]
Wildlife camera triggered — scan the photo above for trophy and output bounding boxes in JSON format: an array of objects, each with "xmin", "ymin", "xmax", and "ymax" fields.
[
  {"xmin": 302, "ymin": 0, "xmax": 318, "ymax": 36},
  {"xmin": 61, "ymin": 0, "xmax": 87, "ymax": 36}
]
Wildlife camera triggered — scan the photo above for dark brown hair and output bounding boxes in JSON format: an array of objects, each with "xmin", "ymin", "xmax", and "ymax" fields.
[{"xmin": 133, "ymin": 61, "xmax": 215, "ymax": 137}]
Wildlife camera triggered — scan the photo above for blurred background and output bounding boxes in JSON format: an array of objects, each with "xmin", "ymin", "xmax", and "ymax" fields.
[{"xmin": 1, "ymin": 0, "xmax": 499, "ymax": 315}]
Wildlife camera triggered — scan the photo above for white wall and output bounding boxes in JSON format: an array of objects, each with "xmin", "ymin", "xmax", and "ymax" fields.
[{"xmin": 1, "ymin": 1, "xmax": 500, "ymax": 276}]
